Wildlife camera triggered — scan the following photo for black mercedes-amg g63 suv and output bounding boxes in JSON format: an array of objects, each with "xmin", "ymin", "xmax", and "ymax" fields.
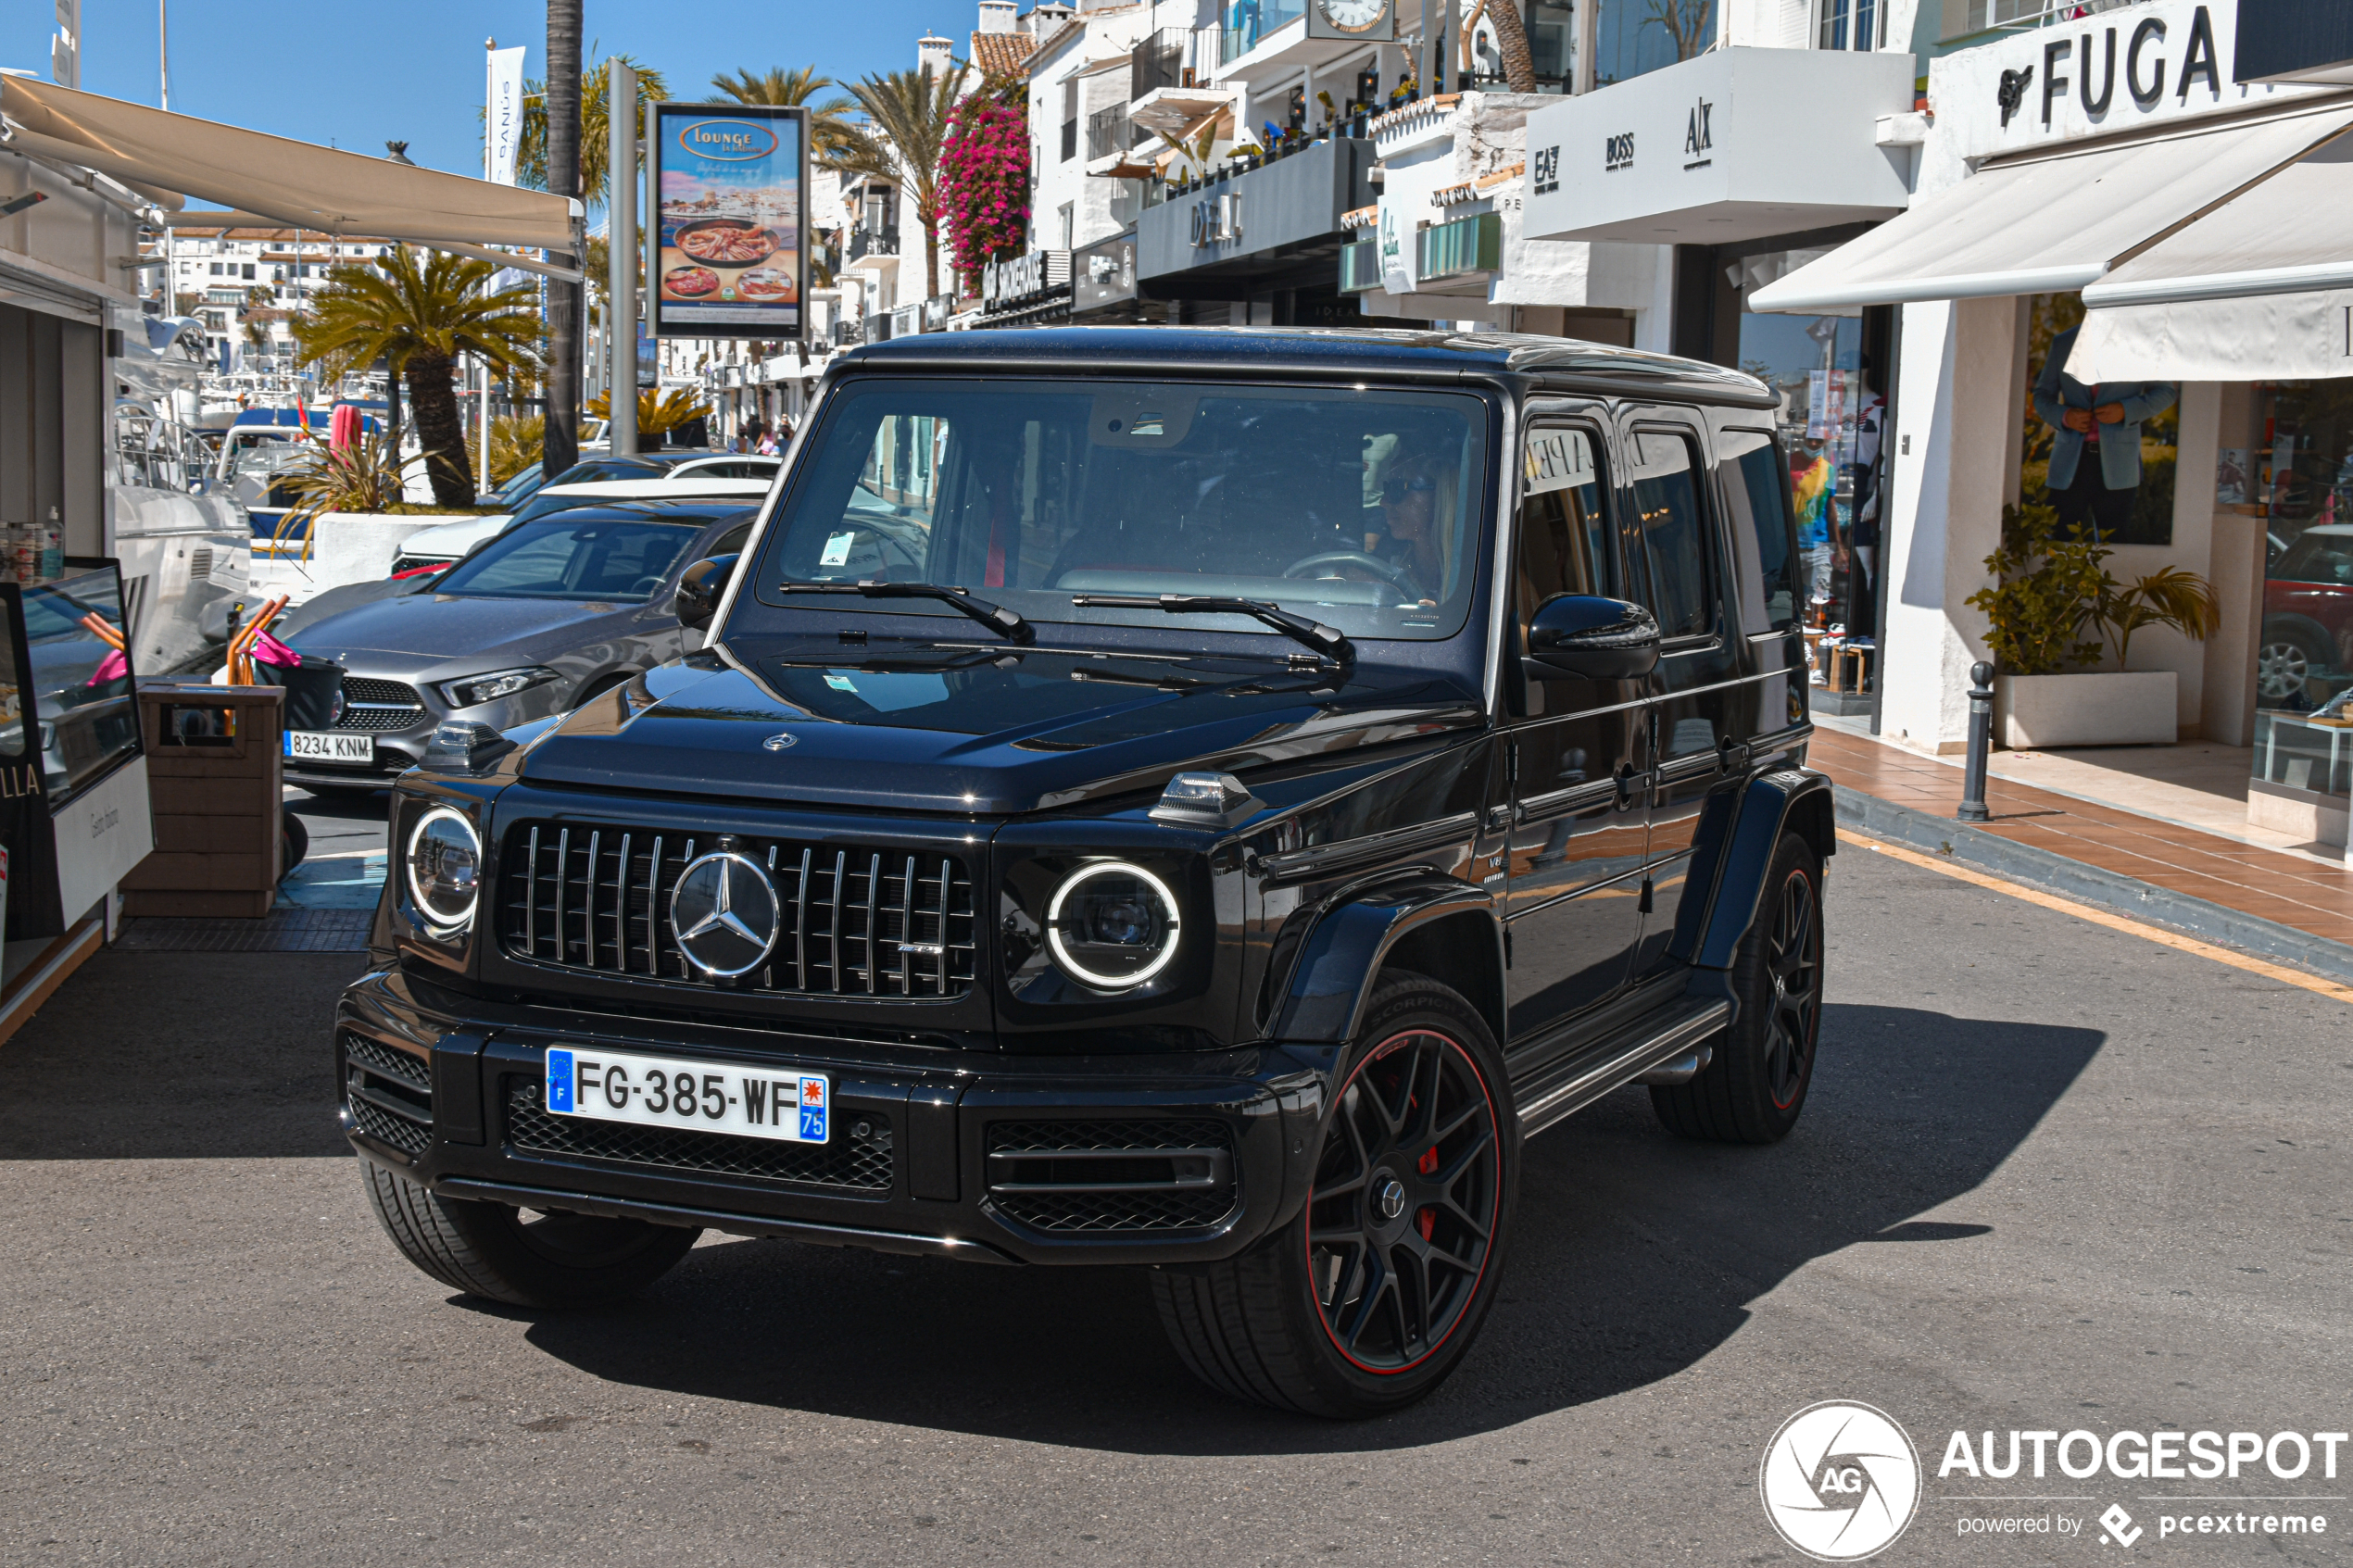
[{"xmin": 341, "ymin": 327, "xmax": 1833, "ymax": 1418}]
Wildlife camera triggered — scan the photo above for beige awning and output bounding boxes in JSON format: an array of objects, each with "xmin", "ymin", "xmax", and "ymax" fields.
[
  {"xmin": 2, "ymin": 77, "xmax": 578, "ymax": 253},
  {"xmin": 1749, "ymin": 103, "xmax": 2353, "ymax": 313}
]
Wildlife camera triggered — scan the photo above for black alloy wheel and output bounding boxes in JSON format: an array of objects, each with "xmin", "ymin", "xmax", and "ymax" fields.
[
  {"xmin": 1760, "ymin": 862, "xmax": 1821, "ymax": 1111},
  {"xmin": 1651, "ymin": 830, "xmax": 1824, "ymax": 1144},
  {"xmin": 1307, "ymin": 1029, "xmax": 1501, "ymax": 1374},
  {"xmin": 1150, "ymin": 972, "xmax": 1517, "ymax": 1417}
]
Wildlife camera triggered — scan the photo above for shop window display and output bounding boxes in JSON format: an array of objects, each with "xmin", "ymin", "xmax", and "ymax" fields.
[
  {"xmin": 2248, "ymin": 383, "xmax": 2353, "ymax": 849},
  {"xmin": 2020, "ymin": 293, "xmax": 2178, "ymax": 547}
]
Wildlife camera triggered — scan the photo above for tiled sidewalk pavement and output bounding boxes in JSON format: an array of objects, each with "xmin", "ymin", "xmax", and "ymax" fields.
[{"xmin": 1807, "ymin": 726, "xmax": 2353, "ymax": 951}]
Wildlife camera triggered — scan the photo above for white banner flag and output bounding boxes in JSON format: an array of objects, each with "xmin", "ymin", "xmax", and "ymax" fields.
[{"xmin": 486, "ymin": 45, "xmax": 526, "ymax": 186}]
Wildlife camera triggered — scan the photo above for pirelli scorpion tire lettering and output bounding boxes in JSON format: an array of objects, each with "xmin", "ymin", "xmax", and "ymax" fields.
[
  {"xmin": 1151, "ymin": 972, "xmax": 1517, "ymax": 1418},
  {"xmin": 1651, "ymin": 830, "xmax": 1823, "ymax": 1145},
  {"xmin": 360, "ymin": 1160, "xmax": 700, "ymax": 1310}
]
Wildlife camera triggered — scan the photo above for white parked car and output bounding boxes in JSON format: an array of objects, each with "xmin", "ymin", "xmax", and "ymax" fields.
[{"xmin": 387, "ymin": 463, "xmax": 778, "ymax": 575}]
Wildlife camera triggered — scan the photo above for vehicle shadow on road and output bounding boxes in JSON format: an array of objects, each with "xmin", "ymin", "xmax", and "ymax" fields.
[{"xmin": 519, "ymin": 1001, "xmax": 2104, "ymax": 1454}]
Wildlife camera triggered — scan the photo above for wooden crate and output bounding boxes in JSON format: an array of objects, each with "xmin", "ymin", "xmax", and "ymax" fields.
[{"xmin": 120, "ymin": 684, "xmax": 285, "ymax": 918}]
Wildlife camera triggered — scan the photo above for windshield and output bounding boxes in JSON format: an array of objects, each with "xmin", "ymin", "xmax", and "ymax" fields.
[
  {"xmin": 556, "ymin": 457, "xmax": 667, "ymax": 485},
  {"xmin": 224, "ymin": 433, "xmax": 306, "ymax": 480},
  {"xmin": 752, "ymin": 378, "xmax": 1491, "ymax": 643},
  {"xmin": 435, "ymin": 516, "xmax": 704, "ymax": 602}
]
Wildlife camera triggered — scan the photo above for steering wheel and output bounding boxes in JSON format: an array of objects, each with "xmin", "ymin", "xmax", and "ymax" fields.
[{"xmin": 1282, "ymin": 550, "xmax": 1417, "ymax": 590}]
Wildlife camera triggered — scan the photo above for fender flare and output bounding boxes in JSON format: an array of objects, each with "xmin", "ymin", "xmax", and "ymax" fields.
[
  {"xmin": 1691, "ymin": 768, "xmax": 1835, "ymax": 972},
  {"xmin": 1270, "ymin": 873, "xmax": 1501, "ymax": 1044}
]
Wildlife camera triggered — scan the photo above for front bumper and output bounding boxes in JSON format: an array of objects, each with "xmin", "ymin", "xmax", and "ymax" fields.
[{"xmin": 337, "ymin": 967, "xmax": 1331, "ymax": 1266}]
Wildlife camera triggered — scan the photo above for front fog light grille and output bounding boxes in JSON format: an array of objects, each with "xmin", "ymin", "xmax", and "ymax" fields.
[
  {"xmin": 498, "ymin": 822, "xmax": 976, "ymax": 998},
  {"xmin": 986, "ymin": 1119, "xmax": 1238, "ymax": 1233},
  {"xmin": 503, "ymin": 1079, "xmax": 895, "ymax": 1194},
  {"xmin": 345, "ymin": 1034, "xmax": 432, "ymax": 1156}
]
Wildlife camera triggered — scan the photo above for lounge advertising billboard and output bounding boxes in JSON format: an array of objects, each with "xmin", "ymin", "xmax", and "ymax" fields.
[{"xmin": 651, "ymin": 103, "xmax": 806, "ymax": 339}]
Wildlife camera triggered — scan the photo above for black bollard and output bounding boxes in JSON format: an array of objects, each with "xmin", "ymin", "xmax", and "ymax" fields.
[{"xmin": 1957, "ymin": 660, "xmax": 1994, "ymax": 822}]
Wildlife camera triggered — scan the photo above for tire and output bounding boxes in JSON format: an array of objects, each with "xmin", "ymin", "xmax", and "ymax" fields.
[
  {"xmin": 1651, "ymin": 831, "xmax": 1823, "ymax": 1145},
  {"xmin": 359, "ymin": 1159, "xmax": 699, "ymax": 1309},
  {"xmin": 280, "ymin": 808, "xmax": 308, "ymax": 879},
  {"xmin": 1151, "ymin": 972, "xmax": 1516, "ymax": 1418},
  {"xmin": 2257, "ymin": 621, "xmax": 2332, "ymax": 704}
]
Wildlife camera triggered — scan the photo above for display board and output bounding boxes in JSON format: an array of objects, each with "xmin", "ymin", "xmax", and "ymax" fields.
[
  {"xmin": 650, "ymin": 104, "xmax": 807, "ymax": 340},
  {"xmin": 0, "ymin": 561, "xmax": 150, "ymax": 939}
]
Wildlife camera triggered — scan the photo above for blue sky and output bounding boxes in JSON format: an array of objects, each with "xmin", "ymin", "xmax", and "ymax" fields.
[{"xmin": 7, "ymin": 2, "xmax": 975, "ymax": 182}]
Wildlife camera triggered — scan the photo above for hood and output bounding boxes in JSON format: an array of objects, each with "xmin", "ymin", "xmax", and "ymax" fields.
[
  {"xmin": 286, "ymin": 592, "xmax": 627, "ymax": 663},
  {"xmin": 517, "ymin": 638, "xmax": 1485, "ymax": 816}
]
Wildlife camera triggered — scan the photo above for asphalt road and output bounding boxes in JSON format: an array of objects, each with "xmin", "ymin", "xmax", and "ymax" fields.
[{"xmin": 1, "ymin": 841, "xmax": 2346, "ymax": 1566}]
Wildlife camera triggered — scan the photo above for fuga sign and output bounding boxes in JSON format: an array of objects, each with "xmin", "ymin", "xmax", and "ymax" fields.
[{"xmin": 1937, "ymin": 0, "xmax": 2323, "ymax": 161}]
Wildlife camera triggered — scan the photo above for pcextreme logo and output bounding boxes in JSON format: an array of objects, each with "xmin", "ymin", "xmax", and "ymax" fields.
[{"xmin": 1760, "ymin": 1401, "xmax": 1924, "ymax": 1562}]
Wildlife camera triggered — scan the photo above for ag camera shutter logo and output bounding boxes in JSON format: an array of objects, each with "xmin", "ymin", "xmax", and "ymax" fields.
[{"xmin": 1760, "ymin": 1401, "xmax": 1922, "ymax": 1561}]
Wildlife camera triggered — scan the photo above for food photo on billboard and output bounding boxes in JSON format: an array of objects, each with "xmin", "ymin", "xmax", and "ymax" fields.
[{"xmin": 651, "ymin": 103, "xmax": 806, "ymax": 340}]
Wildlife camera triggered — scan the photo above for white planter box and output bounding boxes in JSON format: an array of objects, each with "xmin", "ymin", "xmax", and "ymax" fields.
[{"xmin": 1997, "ymin": 671, "xmax": 2177, "ymax": 749}]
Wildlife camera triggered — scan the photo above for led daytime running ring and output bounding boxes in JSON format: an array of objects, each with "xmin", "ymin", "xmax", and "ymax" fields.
[
  {"xmin": 405, "ymin": 805, "xmax": 482, "ymax": 934},
  {"xmin": 1044, "ymin": 860, "xmax": 1182, "ymax": 989}
]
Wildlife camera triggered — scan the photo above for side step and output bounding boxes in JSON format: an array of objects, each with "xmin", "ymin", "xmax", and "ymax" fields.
[{"xmin": 1515, "ymin": 998, "xmax": 1730, "ymax": 1139}]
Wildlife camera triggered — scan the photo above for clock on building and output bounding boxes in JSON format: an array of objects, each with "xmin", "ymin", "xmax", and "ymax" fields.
[{"xmin": 1307, "ymin": 0, "xmax": 1394, "ymax": 41}]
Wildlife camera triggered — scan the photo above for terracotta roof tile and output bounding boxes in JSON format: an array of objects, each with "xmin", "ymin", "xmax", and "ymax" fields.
[{"xmin": 970, "ymin": 31, "xmax": 1038, "ymax": 80}]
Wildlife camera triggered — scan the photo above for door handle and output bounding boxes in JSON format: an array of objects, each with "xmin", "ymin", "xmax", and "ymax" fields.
[{"xmin": 1616, "ymin": 761, "xmax": 1640, "ymax": 809}]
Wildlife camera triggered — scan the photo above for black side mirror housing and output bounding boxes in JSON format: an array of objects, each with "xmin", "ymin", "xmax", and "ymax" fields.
[
  {"xmin": 1524, "ymin": 594, "xmax": 1661, "ymax": 682},
  {"xmin": 676, "ymin": 553, "xmax": 739, "ymax": 633}
]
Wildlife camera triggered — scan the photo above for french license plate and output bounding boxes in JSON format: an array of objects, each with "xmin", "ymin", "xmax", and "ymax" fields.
[
  {"xmin": 544, "ymin": 1047, "xmax": 828, "ymax": 1144},
  {"xmin": 284, "ymin": 730, "xmax": 374, "ymax": 763}
]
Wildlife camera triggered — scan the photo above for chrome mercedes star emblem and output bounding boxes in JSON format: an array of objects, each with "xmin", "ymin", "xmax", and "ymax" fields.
[
  {"xmin": 762, "ymin": 732, "xmax": 797, "ymax": 751},
  {"xmin": 669, "ymin": 851, "xmax": 782, "ymax": 977}
]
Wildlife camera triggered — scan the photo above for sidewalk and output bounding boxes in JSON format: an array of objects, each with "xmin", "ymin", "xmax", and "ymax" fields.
[{"xmin": 1806, "ymin": 723, "xmax": 2353, "ymax": 979}]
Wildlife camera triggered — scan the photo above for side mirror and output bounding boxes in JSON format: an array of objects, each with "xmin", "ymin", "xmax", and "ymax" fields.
[
  {"xmin": 675, "ymin": 553, "xmax": 739, "ymax": 633},
  {"xmin": 1524, "ymin": 594, "xmax": 1661, "ymax": 682}
]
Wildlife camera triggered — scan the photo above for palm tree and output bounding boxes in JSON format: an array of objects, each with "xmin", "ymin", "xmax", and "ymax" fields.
[
  {"xmin": 517, "ymin": 54, "xmax": 671, "ymax": 209},
  {"xmin": 711, "ymin": 66, "xmax": 862, "ymax": 169},
  {"xmin": 295, "ymin": 246, "xmax": 544, "ymax": 507},
  {"xmin": 545, "ymin": 0, "xmax": 585, "ymax": 485},
  {"xmin": 1467, "ymin": 0, "xmax": 1540, "ymax": 92},
  {"xmin": 840, "ymin": 62, "xmax": 970, "ymax": 300}
]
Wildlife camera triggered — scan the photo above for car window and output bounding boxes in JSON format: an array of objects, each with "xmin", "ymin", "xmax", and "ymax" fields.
[
  {"xmin": 1515, "ymin": 426, "xmax": 1614, "ymax": 621},
  {"xmin": 1624, "ymin": 429, "xmax": 1715, "ymax": 641},
  {"xmin": 554, "ymin": 458, "xmax": 663, "ymax": 485},
  {"xmin": 436, "ymin": 518, "xmax": 702, "ymax": 602},
  {"xmin": 756, "ymin": 378, "xmax": 1491, "ymax": 643},
  {"xmin": 678, "ymin": 459, "xmax": 776, "ymax": 480},
  {"xmin": 1717, "ymin": 428, "xmax": 1798, "ymax": 633},
  {"xmin": 2275, "ymin": 531, "xmax": 2353, "ymax": 584},
  {"xmin": 711, "ymin": 522, "xmax": 755, "ymax": 556}
]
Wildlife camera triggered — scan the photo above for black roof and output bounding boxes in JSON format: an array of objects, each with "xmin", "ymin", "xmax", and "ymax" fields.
[{"xmin": 838, "ymin": 325, "xmax": 1777, "ymax": 410}]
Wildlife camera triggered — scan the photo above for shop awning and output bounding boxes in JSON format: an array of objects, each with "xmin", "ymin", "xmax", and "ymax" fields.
[
  {"xmin": 1748, "ymin": 104, "xmax": 2353, "ymax": 313},
  {"xmin": 1, "ymin": 77, "xmax": 578, "ymax": 253}
]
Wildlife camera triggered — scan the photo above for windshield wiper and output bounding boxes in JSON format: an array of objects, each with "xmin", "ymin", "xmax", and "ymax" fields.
[
  {"xmin": 777, "ymin": 580, "xmax": 1035, "ymax": 644},
  {"xmin": 1069, "ymin": 594, "xmax": 1354, "ymax": 666}
]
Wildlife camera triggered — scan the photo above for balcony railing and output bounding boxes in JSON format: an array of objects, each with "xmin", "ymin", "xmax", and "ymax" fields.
[
  {"xmin": 1086, "ymin": 103, "xmax": 1144, "ymax": 161},
  {"xmin": 1133, "ymin": 25, "xmax": 1217, "ymax": 100},
  {"xmin": 848, "ymin": 227, "xmax": 901, "ymax": 261},
  {"xmin": 1221, "ymin": 0, "xmax": 1306, "ymax": 65}
]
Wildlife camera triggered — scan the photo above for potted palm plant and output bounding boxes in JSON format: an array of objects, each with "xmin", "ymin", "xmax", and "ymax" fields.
[{"xmin": 1967, "ymin": 502, "xmax": 2221, "ymax": 748}]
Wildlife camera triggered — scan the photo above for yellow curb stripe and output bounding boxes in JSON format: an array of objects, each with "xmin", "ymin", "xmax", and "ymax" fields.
[{"xmin": 1843, "ymin": 830, "xmax": 2353, "ymax": 1007}]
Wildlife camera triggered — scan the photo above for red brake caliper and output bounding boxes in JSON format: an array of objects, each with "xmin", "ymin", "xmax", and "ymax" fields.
[{"xmin": 1416, "ymin": 1145, "xmax": 1439, "ymax": 1238}]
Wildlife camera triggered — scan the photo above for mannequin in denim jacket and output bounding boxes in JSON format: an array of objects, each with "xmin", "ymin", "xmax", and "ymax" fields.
[{"xmin": 2033, "ymin": 324, "xmax": 2175, "ymax": 538}]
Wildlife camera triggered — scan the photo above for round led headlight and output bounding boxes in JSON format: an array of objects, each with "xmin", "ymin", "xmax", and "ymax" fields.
[
  {"xmin": 405, "ymin": 806, "xmax": 483, "ymax": 934},
  {"xmin": 1045, "ymin": 861, "xmax": 1182, "ymax": 989}
]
